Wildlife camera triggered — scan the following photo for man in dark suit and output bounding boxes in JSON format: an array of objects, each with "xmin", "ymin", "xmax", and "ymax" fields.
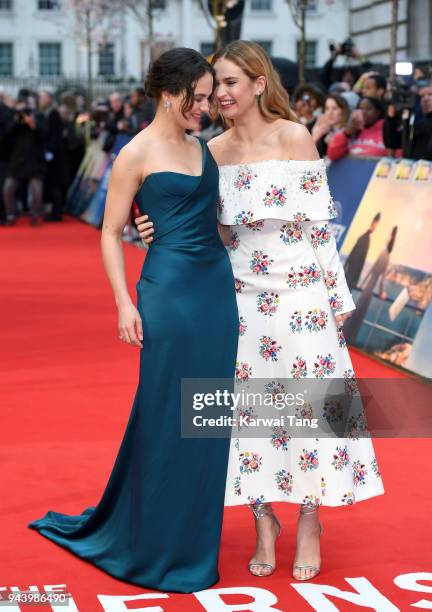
[
  {"xmin": 344, "ymin": 212, "xmax": 381, "ymax": 290},
  {"xmin": 39, "ymin": 90, "xmax": 65, "ymax": 221},
  {"xmin": 0, "ymin": 89, "xmax": 13, "ymax": 224}
]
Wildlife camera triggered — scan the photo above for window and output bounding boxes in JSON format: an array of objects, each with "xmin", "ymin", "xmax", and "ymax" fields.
[
  {"xmin": 0, "ymin": 0, "xmax": 12, "ymax": 9},
  {"xmin": 251, "ymin": 0, "xmax": 272, "ymax": 11},
  {"xmin": 253, "ymin": 40, "xmax": 272, "ymax": 55},
  {"xmin": 294, "ymin": 0, "xmax": 317, "ymax": 11},
  {"xmin": 39, "ymin": 42, "xmax": 61, "ymax": 75},
  {"xmin": 150, "ymin": 0, "xmax": 166, "ymax": 9},
  {"xmin": 0, "ymin": 42, "xmax": 12, "ymax": 75},
  {"xmin": 296, "ymin": 40, "xmax": 317, "ymax": 68},
  {"xmin": 200, "ymin": 42, "xmax": 215, "ymax": 57},
  {"xmin": 98, "ymin": 42, "xmax": 115, "ymax": 76},
  {"xmin": 38, "ymin": 0, "xmax": 60, "ymax": 9}
]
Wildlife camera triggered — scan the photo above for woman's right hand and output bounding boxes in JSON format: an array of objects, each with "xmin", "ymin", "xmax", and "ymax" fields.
[
  {"xmin": 118, "ymin": 301, "xmax": 143, "ymax": 348},
  {"xmin": 134, "ymin": 214, "xmax": 154, "ymax": 244},
  {"xmin": 345, "ymin": 110, "xmax": 363, "ymax": 136}
]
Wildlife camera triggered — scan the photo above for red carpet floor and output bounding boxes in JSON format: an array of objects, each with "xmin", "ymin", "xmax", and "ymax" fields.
[{"xmin": 1, "ymin": 216, "xmax": 431, "ymax": 612}]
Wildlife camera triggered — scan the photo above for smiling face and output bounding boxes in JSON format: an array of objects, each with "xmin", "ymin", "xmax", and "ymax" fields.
[
  {"xmin": 213, "ymin": 57, "xmax": 265, "ymax": 120},
  {"xmin": 162, "ymin": 71, "xmax": 214, "ymax": 131}
]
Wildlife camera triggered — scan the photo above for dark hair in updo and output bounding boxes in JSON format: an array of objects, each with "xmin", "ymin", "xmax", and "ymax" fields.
[{"xmin": 144, "ymin": 47, "xmax": 215, "ymax": 116}]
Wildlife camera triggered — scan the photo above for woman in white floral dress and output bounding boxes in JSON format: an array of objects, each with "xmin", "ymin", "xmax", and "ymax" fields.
[{"xmin": 135, "ymin": 41, "xmax": 384, "ymax": 582}]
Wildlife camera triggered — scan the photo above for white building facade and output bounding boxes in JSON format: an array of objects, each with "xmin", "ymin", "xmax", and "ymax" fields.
[
  {"xmin": 0, "ymin": 0, "xmax": 350, "ymax": 87},
  {"xmin": 349, "ymin": 0, "xmax": 432, "ymax": 64}
]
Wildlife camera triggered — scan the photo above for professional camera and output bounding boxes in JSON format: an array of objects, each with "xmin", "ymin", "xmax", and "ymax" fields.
[
  {"xmin": 389, "ymin": 63, "xmax": 417, "ymax": 111},
  {"xmin": 329, "ymin": 37, "xmax": 355, "ymax": 58},
  {"xmin": 14, "ymin": 105, "xmax": 34, "ymax": 121},
  {"xmin": 91, "ymin": 99, "xmax": 110, "ymax": 125},
  {"xmin": 390, "ymin": 79, "xmax": 417, "ymax": 111}
]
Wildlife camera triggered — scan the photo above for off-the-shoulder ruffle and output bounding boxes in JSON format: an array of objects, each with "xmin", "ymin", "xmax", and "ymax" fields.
[{"xmin": 218, "ymin": 159, "xmax": 337, "ymax": 225}]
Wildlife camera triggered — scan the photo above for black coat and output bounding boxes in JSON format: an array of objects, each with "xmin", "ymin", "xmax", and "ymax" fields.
[
  {"xmin": 0, "ymin": 102, "xmax": 14, "ymax": 162},
  {"xmin": 44, "ymin": 107, "xmax": 68, "ymax": 187},
  {"xmin": 344, "ymin": 230, "xmax": 371, "ymax": 291},
  {"xmin": 7, "ymin": 113, "xmax": 47, "ymax": 180},
  {"xmin": 384, "ymin": 112, "xmax": 432, "ymax": 160}
]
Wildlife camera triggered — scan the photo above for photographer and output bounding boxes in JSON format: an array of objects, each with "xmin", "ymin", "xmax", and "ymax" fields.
[
  {"xmin": 0, "ymin": 88, "xmax": 13, "ymax": 224},
  {"xmin": 128, "ymin": 87, "xmax": 154, "ymax": 135},
  {"xmin": 292, "ymin": 84, "xmax": 325, "ymax": 132},
  {"xmin": 3, "ymin": 100, "xmax": 47, "ymax": 226},
  {"xmin": 320, "ymin": 38, "xmax": 364, "ymax": 91},
  {"xmin": 383, "ymin": 81, "xmax": 432, "ymax": 160},
  {"xmin": 39, "ymin": 90, "xmax": 65, "ymax": 222},
  {"xmin": 103, "ymin": 92, "xmax": 128, "ymax": 151}
]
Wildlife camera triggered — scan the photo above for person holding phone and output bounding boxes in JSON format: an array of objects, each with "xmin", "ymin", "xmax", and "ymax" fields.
[{"xmin": 3, "ymin": 99, "xmax": 47, "ymax": 226}]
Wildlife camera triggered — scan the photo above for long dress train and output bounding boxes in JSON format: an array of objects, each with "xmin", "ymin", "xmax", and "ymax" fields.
[{"xmin": 28, "ymin": 137, "xmax": 239, "ymax": 593}]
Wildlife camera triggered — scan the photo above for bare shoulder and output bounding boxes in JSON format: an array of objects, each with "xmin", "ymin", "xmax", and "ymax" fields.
[
  {"xmin": 207, "ymin": 129, "xmax": 233, "ymax": 164},
  {"xmin": 277, "ymin": 119, "xmax": 320, "ymax": 161},
  {"xmin": 112, "ymin": 131, "xmax": 152, "ymax": 181}
]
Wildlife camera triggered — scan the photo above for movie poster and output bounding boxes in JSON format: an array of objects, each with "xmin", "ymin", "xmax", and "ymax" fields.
[
  {"xmin": 340, "ymin": 158, "xmax": 432, "ymax": 379},
  {"xmin": 326, "ymin": 156, "xmax": 377, "ymax": 246}
]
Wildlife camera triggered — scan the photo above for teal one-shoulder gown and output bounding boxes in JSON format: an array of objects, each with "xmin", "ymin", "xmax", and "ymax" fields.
[{"xmin": 28, "ymin": 137, "xmax": 239, "ymax": 593}]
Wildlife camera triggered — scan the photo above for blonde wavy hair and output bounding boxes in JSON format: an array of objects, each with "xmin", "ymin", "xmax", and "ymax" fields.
[{"xmin": 211, "ymin": 40, "xmax": 299, "ymax": 124}]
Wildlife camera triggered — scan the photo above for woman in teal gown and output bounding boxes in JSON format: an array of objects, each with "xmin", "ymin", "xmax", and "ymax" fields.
[{"xmin": 28, "ymin": 49, "xmax": 239, "ymax": 593}]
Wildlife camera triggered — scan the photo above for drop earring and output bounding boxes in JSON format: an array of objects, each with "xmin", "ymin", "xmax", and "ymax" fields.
[{"xmin": 164, "ymin": 99, "xmax": 172, "ymax": 112}]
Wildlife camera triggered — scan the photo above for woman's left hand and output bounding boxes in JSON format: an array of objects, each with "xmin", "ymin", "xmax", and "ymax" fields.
[{"xmin": 335, "ymin": 311, "xmax": 353, "ymax": 326}]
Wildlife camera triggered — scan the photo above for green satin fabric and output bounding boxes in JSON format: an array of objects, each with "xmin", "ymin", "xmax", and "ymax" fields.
[{"xmin": 28, "ymin": 138, "xmax": 239, "ymax": 593}]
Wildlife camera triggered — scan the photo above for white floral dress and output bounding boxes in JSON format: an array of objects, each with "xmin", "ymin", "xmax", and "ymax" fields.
[{"xmin": 218, "ymin": 159, "xmax": 385, "ymax": 508}]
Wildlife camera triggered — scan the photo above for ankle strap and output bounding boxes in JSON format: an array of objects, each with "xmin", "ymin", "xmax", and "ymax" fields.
[
  {"xmin": 299, "ymin": 503, "xmax": 319, "ymax": 515},
  {"xmin": 249, "ymin": 502, "xmax": 274, "ymax": 519}
]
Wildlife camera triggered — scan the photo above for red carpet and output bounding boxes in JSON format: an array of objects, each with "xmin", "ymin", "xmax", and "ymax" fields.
[{"xmin": 1, "ymin": 217, "xmax": 431, "ymax": 611}]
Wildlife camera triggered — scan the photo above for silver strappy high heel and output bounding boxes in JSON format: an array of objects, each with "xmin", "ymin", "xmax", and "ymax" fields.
[
  {"xmin": 248, "ymin": 502, "xmax": 281, "ymax": 577},
  {"xmin": 292, "ymin": 504, "xmax": 323, "ymax": 581}
]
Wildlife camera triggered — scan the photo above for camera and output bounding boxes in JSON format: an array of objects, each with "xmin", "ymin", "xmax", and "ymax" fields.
[
  {"xmin": 390, "ymin": 80, "xmax": 416, "ymax": 111},
  {"xmin": 329, "ymin": 37, "xmax": 355, "ymax": 58},
  {"xmin": 91, "ymin": 100, "xmax": 110, "ymax": 125},
  {"xmin": 390, "ymin": 66, "xmax": 417, "ymax": 111},
  {"xmin": 14, "ymin": 106, "xmax": 34, "ymax": 121}
]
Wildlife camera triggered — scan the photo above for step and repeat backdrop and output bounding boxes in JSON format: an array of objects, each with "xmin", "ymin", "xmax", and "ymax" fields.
[{"xmin": 66, "ymin": 135, "xmax": 432, "ymax": 380}]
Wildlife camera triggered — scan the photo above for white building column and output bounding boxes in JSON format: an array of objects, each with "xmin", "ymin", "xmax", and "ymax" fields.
[{"xmin": 180, "ymin": 0, "xmax": 193, "ymax": 48}]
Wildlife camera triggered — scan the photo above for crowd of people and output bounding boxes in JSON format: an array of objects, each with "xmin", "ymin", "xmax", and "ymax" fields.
[
  {"xmin": 0, "ymin": 86, "xmax": 154, "ymax": 226},
  {"xmin": 0, "ymin": 42, "xmax": 431, "ymax": 227},
  {"xmin": 291, "ymin": 58, "xmax": 432, "ymax": 163}
]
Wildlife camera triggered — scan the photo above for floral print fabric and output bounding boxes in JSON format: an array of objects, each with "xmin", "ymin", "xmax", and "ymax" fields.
[
  {"xmin": 218, "ymin": 158, "xmax": 338, "ymax": 226},
  {"xmin": 219, "ymin": 160, "xmax": 384, "ymax": 508}
]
